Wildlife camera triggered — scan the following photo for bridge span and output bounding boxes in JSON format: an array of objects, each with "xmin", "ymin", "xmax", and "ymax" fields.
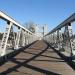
[{"xmin": 0, "ymin": 11, "xmax": 75, "ymax": 75}]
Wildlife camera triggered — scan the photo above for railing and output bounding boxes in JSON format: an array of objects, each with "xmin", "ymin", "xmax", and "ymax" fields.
[
  {"xmin": 43, "ymin": 13, "xmax": 75, "ymax": 58},
  {"xmin": 0, "ymin": 11, "xmax": 39, "ymax": 56}
]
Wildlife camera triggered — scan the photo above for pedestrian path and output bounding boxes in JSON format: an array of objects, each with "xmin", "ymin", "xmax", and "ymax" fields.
[{"xmin": 0, "ymin": 40, "xmax": 75, "ymax": 75}]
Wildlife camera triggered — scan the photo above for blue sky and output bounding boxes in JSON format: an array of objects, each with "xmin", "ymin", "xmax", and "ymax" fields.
[{"xmin": 0, "ymin": 0, "xmax": 75, "ymax": 32}]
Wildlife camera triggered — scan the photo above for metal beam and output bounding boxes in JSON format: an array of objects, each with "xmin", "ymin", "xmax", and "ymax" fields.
[
  {"xmin": 0, "ymin": 11, "xmax": 33, "ymax": 35},
  {"xmin": 45, "ymin": 13, "xmax": 75, "ymax": 36}
]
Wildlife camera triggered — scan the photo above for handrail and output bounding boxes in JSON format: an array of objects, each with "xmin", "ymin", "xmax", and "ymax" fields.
[
  {"xmin": 0, "ymin": 11, "xmax": 35, "ymax": 35},
  {"xmin": 0, "ymin": 11, "xmax": 39, "ymax": 56},
  {"xmin": 44, "ymin": 13, "xmax": 75, "ymax": 57},
  {"xmin": 45, "ymin": 13, "xmax": 75, "ymax": 36}
]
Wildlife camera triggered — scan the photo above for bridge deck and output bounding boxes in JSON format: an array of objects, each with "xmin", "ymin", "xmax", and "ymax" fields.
[{"xmin": 0, "ymin": 40, "xmax": 75, "ymax": 75}]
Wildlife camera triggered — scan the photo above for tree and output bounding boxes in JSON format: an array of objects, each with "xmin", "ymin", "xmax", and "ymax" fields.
[{"xmin": 24, "ymin": 21, "xmax": 36, "ymax": 33}]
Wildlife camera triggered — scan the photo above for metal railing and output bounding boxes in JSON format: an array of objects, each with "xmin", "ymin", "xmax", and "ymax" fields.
[
  {"xmin": 0, "ymin": 11, "xmax": 39, "ymax": 56},
  {"xmin": 43, "ymin": 13, "xmax": 75, "ymax": 58}
]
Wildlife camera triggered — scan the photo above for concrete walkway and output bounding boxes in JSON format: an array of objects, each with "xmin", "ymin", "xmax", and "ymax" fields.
[{"xmin": 0, "ymin": 40, "xmax": 75, "ymax": 75}]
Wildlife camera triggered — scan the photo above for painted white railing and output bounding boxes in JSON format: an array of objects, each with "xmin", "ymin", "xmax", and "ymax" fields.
[
  {"xmin": 43, "ymin": 13, "xmax": 75, "ymax": 58},
  {"xmin": 0, "ymin": 11, "xmax": 39, "ymax": 56}
]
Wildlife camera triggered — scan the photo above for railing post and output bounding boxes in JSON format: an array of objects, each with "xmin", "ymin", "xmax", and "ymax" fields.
[
  {"xmin": 25, "ymin": 32, "xmax": 28, "ymax": 45},
  {"xmin": 48, "ymin": 35, "xmax": 51, "ymax": 44},
  {"xmin": 53, "ymin": 32, "xmax": 57, "ymax": 47},
  {"xmin": 51, "ymin": 34, "xmax": 53, "ymax": 45},
  {"xmin": 30, "ymin": 35, "xmax": 33, "ymax": 43},
  {"xmin": 57, "ymin": 30, "xmax": 62, "ymax": 50},
  {"xmin": 0, "ymin": 21, "xmax": 13, "ymax": 56},
  {"xmin": 65, "ymin": 23, "xmax": 75, "ymax": 57},
  {"xmin": 14, "ymin": 27, "xmax": 21, "ymax": 49},
  {"xmin": 21, "ymin": 30, "xmax": 25, "ymax": 47},
  {"xmin": 49, "ymin": 34, "xmax": 52, "ymax": 44},
  {"xmin": 27, "ymin": 33, "xmax": 30, "ymax": 44},
  {"xmin": 53, "ymin": 33, "xmax": 56, "ymax": 47},
  {"xmin": 25, "ymin": 32, "xmax": 27, "ymax": 46},
  {"xmin": 9, "ymin": 25, "xmax": 15, "ymax": 49},
  {"xmin": 57, "ymin": 30, "xmax": 60, "ymax": 49},
  {"xmin": 31, "ymin": 35, "xmax": 33, "ymax": 43},
  {"xmin": 24, "ymin": 31, "xmax": 26, "ymax": 46}
]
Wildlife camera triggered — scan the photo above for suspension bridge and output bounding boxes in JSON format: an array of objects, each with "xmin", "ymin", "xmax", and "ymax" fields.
[{"xmin": 0, "ymin": 11, "xmax": 75, "ymax": 75}]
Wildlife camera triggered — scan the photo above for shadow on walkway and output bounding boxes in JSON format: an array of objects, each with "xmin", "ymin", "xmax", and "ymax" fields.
[
  {"xmin": 44, "ymin": 41, "xmax": 75, "ymax": 70},
  {"xmin": 0, "ymin": 41, "xmax": 63, "ymax": 75}
]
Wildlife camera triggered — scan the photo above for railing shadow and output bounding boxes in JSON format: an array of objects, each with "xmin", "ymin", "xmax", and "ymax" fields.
[
  {"xmin": 44, "ymin": 40, "xmax": 75, "ymax": 70},
  {"xmin": 23, "ymin": 50, "xmax": 64, "ymax": 60},
  {"xmin": 0, "ymin": 41, "xmax": 37, "ymax": 66},
  {"xmin": 0, "ymin": 41, "xmax": 61, "ymax": 75}
]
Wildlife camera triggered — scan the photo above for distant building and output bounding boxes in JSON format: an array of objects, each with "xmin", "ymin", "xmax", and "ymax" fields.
[
  {"xmin": 25, "ymin": 22, "xmax": 48, "ymax": 39},
  {"xmin": 34, "ymin": 24, "xmax": 48, "ymax": 38}
]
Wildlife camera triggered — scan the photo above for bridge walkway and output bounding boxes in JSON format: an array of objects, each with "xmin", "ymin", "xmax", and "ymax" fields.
[{"xmin": 0, "ymin": 40, "xmax": 75, "ymax": 75}]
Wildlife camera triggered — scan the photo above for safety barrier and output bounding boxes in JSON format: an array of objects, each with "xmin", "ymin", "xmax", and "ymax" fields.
[
  {"xmin": 0, "ymin": 11, "xmax": 39, "ymax": 56},
  {"xmin": 43, "ymin": 13, "xmax": 75, "ymax": 58}
]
